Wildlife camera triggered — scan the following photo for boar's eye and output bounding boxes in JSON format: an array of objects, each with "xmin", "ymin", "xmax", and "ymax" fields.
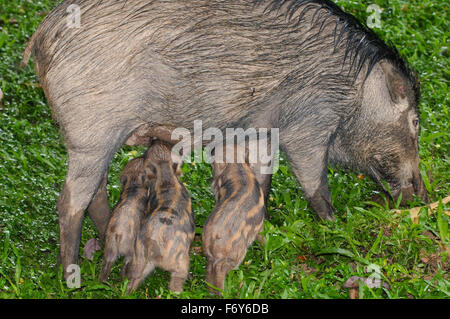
[{"xmin": 412, "ymin": 118, "xmax": 420, "ymax": 127}]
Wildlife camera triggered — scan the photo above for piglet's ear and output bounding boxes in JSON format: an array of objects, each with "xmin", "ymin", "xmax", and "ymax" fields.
[
  {"xmin": 173, "ymin": 162, "xmax": 182, "ymax": 177},
  {"xmin": 380, "ymin": 61, "xmax": 407, "ymax": 103}
]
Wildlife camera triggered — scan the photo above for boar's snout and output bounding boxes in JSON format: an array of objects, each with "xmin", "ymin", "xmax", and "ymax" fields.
[
  {"xmin": 398, "ymin": 166, "xmax": 428, "ymax": 205},
  {"xmin": 412, "ymin": 169, "xmax": 428, "ymax": 203}
]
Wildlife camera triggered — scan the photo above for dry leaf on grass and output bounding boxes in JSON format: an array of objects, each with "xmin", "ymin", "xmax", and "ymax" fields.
[
  {"xmin": 394, "ymin": 195, "xmax": 450, "ymax": 224},
  {"xmin": 0, "ymin": 87, "xmax": 3, "ymax": 103},
  {"xmin": 343, "ymin": 276, "xmax": 390, "ymax": 289},
  {"xmin": 83, "ymin": 238, "xmax": 101, "ymax": 260},
  {"xmin": 343, "ymin": 276, "xmax": 390, "ymax": 299}
]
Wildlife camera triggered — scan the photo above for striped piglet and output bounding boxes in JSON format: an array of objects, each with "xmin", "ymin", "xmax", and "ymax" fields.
[
  {"xmin": 202, "ymin": 144, "xmax": 266, "ymax": 294},
  {"xmin": 99, "ymin": 157, "xmax": 148, "ymax": 282},
  {"xmin": 127, "ymin": 141, "xmax": 195, "ymax": 293}
]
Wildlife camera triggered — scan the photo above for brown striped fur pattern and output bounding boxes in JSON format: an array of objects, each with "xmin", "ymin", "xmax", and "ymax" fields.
[
  {"xmin": 127, "ymin": 141, "xmax": 194, "ymax": 293},
  {"xmin": 99, "ymin": 157, "xmax": 148, "ymax": 282},
  {"xmin": 203, "ymin": 145, "xmax": 266, "ymax": 294}
]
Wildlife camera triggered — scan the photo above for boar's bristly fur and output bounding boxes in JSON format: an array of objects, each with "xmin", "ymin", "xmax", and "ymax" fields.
[{"xmin": 23, "ymin": 0, "xmax": 427, "ymax": 275}]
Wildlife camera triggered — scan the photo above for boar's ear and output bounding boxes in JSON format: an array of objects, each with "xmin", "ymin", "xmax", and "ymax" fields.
[{"xmin": 380, "ymin": 61, "xmax": 407, "ymax": 104}]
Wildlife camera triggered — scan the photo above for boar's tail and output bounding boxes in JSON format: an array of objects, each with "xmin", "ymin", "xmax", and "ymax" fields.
[{"xmin": 21, "ymin": 32, "xmax": 37, "ymax": 68}]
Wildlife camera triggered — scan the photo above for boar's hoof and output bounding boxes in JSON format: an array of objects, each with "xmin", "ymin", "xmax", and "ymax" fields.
[
  {"xmin": 314, "ymin": 206, "xmax": 335, "ymax": 221},
  {"xmin": 308, "ymin": 190, "xmax": 336, "ymax": 221},
  {"xmin": 319, "ymin": 211, "xmax": 335, "ymax": 221}
]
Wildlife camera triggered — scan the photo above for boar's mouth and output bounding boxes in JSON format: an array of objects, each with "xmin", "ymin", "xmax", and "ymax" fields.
[
  {"xmin": 368, "ymin": 166, "xmax": 428, "ymax": 205},
  {"xmin": 409, "ymin": 168, "xmax": 429, "ymax": 203}
]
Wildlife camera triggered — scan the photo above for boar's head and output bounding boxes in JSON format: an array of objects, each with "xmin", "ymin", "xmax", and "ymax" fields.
[{"xmin": 332, "ymin": 60, "xmax": 428, "ymax": 204}]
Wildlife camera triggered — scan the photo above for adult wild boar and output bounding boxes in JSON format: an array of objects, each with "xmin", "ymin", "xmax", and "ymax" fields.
[{"xmin": 22, "ymin": 0, "xmax": 427, "ymax": 276}]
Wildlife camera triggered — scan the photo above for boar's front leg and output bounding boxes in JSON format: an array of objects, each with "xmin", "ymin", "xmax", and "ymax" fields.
[
  {"xmin": 281, "ymin": 140, "xmax": 335, "ymax": 221},
  {"xmin": 87, "ymin": 172, "xmax": 110, "ymax": 242},
  {"xmin": 57, "ymin": 150, "xmax": 111, "ymax": 278},
  {"xmin": 87, "ymin": 124, "xmax": 177, "ymax": 242}
]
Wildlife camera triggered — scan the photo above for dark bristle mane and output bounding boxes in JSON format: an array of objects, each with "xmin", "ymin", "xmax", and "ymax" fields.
[{"xmin": 253, "ymin": 0, "xmax": 420, "ymax": 101}]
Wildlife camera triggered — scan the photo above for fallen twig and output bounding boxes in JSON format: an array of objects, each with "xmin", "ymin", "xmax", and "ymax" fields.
[{"xmin": 394, "ymin": 195, "xmax": 450, "ymax": 223}]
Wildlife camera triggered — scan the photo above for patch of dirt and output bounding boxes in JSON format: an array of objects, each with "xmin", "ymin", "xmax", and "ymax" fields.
[{"xmin": 419, "ymin": 247, "xmax": 449, "ymax": 276}]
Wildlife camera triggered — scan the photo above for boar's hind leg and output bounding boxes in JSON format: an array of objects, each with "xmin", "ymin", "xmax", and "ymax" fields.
[
  {"xmin": 87, "ymin": 172, "xmax": 110, "ymax": 242},
  {"xmin": 57, "ymin": 150, "xmax": 112, "ymax": 279},
  {"xmin": 283, "ymin": 144, "xmax": 335, "ymax": 221}
]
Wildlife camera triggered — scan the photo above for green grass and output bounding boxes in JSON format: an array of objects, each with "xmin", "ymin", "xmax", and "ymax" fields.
[{"xmin": 0, "ymin": 0, "xmax": 448, "ymax": 299}]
